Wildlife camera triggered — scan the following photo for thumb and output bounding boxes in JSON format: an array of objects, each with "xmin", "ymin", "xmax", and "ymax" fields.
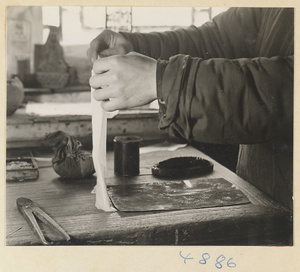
[
  {"xmin": 100, "ymin": 44, "xmax": 130, "ymax": 57},
  {"xmin": 86, "ymin": 47, "xmax": 98, "ymax": 65}
]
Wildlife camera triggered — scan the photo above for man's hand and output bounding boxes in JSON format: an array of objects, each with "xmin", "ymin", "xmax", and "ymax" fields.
[
  {"xmin": 89, "ymin": 53, "xmax": 157, "ymax": 111},
  {"xmin": 87, "ymin": 29, "xmax": 134, "ymax": 63}
]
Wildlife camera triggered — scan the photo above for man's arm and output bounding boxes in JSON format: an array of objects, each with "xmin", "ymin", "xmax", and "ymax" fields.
[
  {"xmin": 121, "ymin": 8, "xmax": 262, "ymax": 60},
  {"xmin": 157, "ymin": 55, "xmax": 293, "ymax": 145}
]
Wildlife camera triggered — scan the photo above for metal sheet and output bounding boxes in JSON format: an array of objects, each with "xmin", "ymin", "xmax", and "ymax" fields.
[{"xmin": 107, "ymin": 178, "xmax": 250, "ymax": 212}]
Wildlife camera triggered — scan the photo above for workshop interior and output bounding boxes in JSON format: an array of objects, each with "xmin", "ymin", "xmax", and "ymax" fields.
[{"xmin": 6, "ymin": 6, "xmax": 293, "ymax": 246}]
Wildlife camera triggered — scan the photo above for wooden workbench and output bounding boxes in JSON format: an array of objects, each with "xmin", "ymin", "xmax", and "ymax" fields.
[
  {"xmin": 6, "ymin": 107, "xmax": 167, "ymax": 149},
  {"xmin": 7, "ymin": 86, "xmax": 167, "ymax": 149},
  {"xmin": 6, "ymin": 145, "xmax": 292, "ymax": 246}
]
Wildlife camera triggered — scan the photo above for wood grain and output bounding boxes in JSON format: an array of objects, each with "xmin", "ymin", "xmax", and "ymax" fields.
[{"xmin": 6, "ymin": 146, "xmax": 292, "ymax": 245}]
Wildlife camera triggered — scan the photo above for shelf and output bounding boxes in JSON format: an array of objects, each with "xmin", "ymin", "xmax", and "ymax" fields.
[
  {"xmin": 24, "ymin": 85, "xmax": 91, "ymax": 94},
  {"xmin": 6, "ymin": 107, "xmax": 167, "ymax": 149}
]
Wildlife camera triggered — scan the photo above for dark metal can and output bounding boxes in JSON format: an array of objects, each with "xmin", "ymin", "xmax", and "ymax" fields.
[{"xmin": 113, "ymin": 136, "xmax": 142, "ymax": 176}]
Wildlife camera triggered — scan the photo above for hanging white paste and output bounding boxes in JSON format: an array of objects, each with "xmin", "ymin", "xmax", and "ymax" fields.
[{"xmin": 91, "ymin": 70, "xmax": 116, "ymax": 212}]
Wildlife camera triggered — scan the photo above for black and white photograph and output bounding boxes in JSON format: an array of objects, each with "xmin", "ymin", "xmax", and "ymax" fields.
[{"xmin": 2, "ymin": 2, "xmax": 298, "ymax": 271}]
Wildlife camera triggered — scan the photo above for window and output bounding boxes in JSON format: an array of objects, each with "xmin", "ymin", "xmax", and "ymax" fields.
[{"xmin": 42, "ymin": 7, "xmax": 228, "ymax": 45}]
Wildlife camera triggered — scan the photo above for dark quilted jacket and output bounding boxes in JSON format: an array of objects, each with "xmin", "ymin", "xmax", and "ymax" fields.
[{"xmin": 121, "ymin": 8, "xmax": 294, "ymax": 209}]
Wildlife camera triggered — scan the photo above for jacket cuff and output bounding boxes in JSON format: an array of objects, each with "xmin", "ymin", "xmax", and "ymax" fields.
[
  {"xmin": 157, "ymin": 55, "xmax": 191, "ymax": 130},
  {"xmin": 156, "ymin": 60, "xmax": 168, "ymax": 115}
]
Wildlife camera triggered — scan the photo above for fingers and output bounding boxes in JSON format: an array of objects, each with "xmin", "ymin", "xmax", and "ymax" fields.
[
  {"xmin": 90, "ymin": 53, "xmax": 157, "ymax": 112},
  {"xmin": 101, "ymin": 98, "xmax": 122, "ymax": 112},
  {"xmin": 93, "ymin": 89, "xmax": 122, "ymax": 112},
  {"xmin": 87, "ymin": 30, "xmax": 111, "ymax": 64},
  {"xmin": 89, "ymin": 71, "xmax": 111, "ymax": 89},
  {"xmin": 90, "ymin": 57, "xmax": 120, "ymax": 90},
  {"xmin": 87, "ymin": 30, "xmax": 128, "ymax": 64},
  {"xmin": 87, "ymin": 34, "xmax": 104, "ymax": 64},
  {"xmin": 100, "ymin": 44, "xmax": 130, "ymax": 57},
  {"xmin": 87, "ymin": 29, "xmax": 134, "ymax": 65},
  {"xmin": 92, "ymin": 86, "xmax": 116, "ymax": 101},
  {"xmin": 87, "ymin": 47, "xmax": 98, "ymax": 65},
  {"xmin": 88, "ymin": 46, "xmax": 127, "ymax": 67},
  {"xmin": 92, "ymin": 56, "xmax": 118, "ymax": 74}
]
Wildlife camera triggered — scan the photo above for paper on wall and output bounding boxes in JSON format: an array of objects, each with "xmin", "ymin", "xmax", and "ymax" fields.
[{"xmin": 91, "ymin": 71, "xmax": 116, "ymax": 212}]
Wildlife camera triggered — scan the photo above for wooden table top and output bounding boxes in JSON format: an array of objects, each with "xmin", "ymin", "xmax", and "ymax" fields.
[{"xmin": 6, "ymin": 145, "xmax": 292, "ymax": 246}]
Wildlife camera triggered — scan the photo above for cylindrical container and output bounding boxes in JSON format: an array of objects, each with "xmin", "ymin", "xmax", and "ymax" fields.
[{"xmin": 114, "ymin": 136, "xmax": 142, "ymax": 176}]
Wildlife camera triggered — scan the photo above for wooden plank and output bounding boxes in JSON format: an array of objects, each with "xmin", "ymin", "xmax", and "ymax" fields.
[
  {"xmin": 6, "ymin": 203, "xmax": 290, "ymax": 246},
  {"xmin": 24, "ymin": 91, "xmax": 91, "ymax": 103},
  {"xmin": 6, "ymin": 108, "xmax": 167, "ymax": 148},
  {"xmin": 24, "ymin": 86, "xmax": 90, "ymax": 94},
  {"xmin": 6, "ymin": 107, "xmax": 159, "ymax": 125},
  {"xmin": 24, "ymin": 88, "xmax": 51, "ymax": 94}
]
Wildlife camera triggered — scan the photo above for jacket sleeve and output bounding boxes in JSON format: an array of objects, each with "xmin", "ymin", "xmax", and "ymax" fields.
[
  {"xmin": 156, "ymin": 55, "xmax": 293, "ymax": 144},
  {"xmin": 122, "ymin": 7, "xmax": 293, "ymax": 145},
  {"xmin": 121, "ymin": 8, "xmax": 262, "ymax": 59}
]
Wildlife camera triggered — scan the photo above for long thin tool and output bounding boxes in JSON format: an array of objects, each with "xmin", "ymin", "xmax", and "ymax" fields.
[{"xmin": 16, "ymin": 197, "xmax": 70, "ymax": 245}]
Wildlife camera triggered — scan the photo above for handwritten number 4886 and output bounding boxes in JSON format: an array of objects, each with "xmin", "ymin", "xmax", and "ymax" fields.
[{"xmin": 179, "ymin": 251, "xmax": 236, "ymax": 269}]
